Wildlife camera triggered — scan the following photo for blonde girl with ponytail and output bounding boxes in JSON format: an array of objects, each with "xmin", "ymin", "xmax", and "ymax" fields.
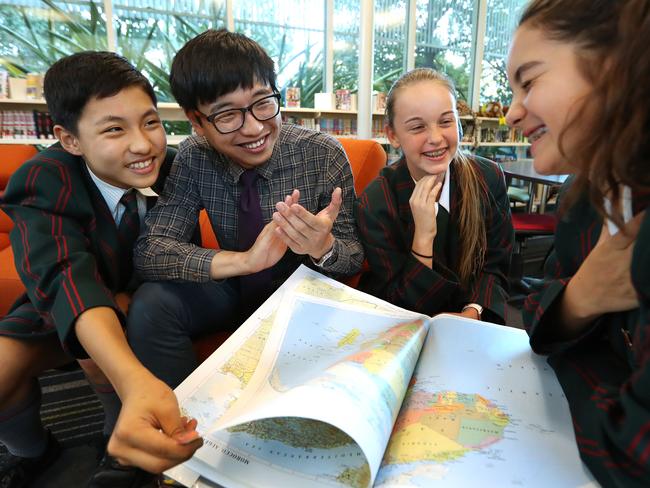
[{"xmin": 355, "ymin": 68, "xmax": 514, "ymax": 323}]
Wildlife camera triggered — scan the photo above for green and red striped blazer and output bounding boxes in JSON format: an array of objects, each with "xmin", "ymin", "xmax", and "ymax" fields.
[
  {"xmin": 354, "ymin": 155, "xmax": 513, "ymax": 324},
  {"xmin": 0, "ymin": 143, "xmax": 175, "ymax": 358},
  {"xmin": 523, "ymin": 182, "xmax": 650, "ymax": 487}
]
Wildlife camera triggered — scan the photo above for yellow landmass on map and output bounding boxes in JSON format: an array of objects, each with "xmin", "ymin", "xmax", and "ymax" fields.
[
  {"xmin": 220, "ymin": 312, "xmax": 275, "ymax": 386},
  {"xmin": 384, "ymin": 391, "xmax": 509, "ymax": 467},
  {"xmin": 384, "ymin": 422, "xmax": 468, "ymax": 464},
  {"xmin": 338, "ymin": 328, "xmax": 361, "ymax": 348},
  {"xmin": 355, "ymin": 349, "xmax": 404, "ymax": 399},
  {"xmin": 336, "ymin": 463, "xmax": 371, "ymax": 488},
  {"xmin": 296, "ymin": 277, "xmax": 393, "ymax": 311}
]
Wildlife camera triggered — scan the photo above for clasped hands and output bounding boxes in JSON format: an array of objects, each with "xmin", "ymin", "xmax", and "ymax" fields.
[
  {"xmin": 244, "ymin": 188, "xmax": 341, "ymax": 273},
  {"xmin": 273, "ymin": 188, "xmax": 341, "ymax": 260}
]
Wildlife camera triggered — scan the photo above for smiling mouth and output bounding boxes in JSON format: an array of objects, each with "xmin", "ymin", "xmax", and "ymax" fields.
[
  {"xmin": 127, "ymin": 158, "xmax": 154, "ymax": 170},
  {"xmin": 423, "ymin": 148, "xmax": 447, "ymax": 158},
  {"xmin": 241, "ymin": 136, "xmax": 266, "ymax": 149},
  {"xmin": 527, "ymin": 126, "xmax": 548, "ymax": 143}
]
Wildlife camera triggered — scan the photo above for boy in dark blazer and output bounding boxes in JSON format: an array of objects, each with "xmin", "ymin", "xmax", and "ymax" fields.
[{"xmin": 0, "ymin": 52, "xmax": 201, "ymax": 487}]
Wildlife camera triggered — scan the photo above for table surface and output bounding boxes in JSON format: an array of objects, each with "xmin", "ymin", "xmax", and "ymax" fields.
[{"xmin": 500, "ymin": 159, "xmax": 569, "ymax": 185}]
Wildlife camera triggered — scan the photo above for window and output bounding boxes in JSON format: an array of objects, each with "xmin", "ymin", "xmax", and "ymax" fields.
[
  {"xmin": 415, "ymin": 0, "xmax": 474, "ymax": 103},
  {"xmin": 112, "ymin": 0, "xmax": 226, "ymax": 102},
  {"xmin": 480, "ymin": 0, "xmax": 528, "ymax": 106},
  {"xmin": 235, "ymin": 0, "xmax": 324, "ymax": 107},
  {"xmin": 373, "ymin": 0, "xmax": 407, "ymax": 94},
  {"xmin": 0, "ymin": 0, "xmax": 108, "ymax": 76},
  {"xmin": 332, "ymin": 0, "xmax": 359, "ymax": 93}
]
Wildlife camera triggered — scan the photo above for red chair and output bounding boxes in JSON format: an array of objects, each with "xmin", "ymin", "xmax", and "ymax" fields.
[{"xmin": 510, "ymin": 213, "xmax": 557, "ymax": 298}]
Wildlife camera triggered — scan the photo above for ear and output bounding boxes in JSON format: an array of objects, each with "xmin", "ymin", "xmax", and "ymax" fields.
[
  {"xmin": 185, "ymin": 109, "xmax": 206, "ymax": 137},
  {"xmin": 54, "ymin": 125, "xmax": 83, "ymax": 156},
  {"xmin": 385, "ymin": 124, "xmax": 400, "ymax": 150}
]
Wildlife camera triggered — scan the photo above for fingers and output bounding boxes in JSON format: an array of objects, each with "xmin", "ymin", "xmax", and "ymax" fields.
[
  {"xmin": 290, "ymin": 189, "xmax": 300, "ymax": 205},
  {"xmin": 615, "ymin": 210, "xmax": 645, "ymax": 247},
  {"xmin": 273, "ymin": 203, "xmax": 312, "ymax": 241},
  {"xmin": 108, "ymin": 427, "xmax": 203, "ymax": 474},
  {"xmin": 412, "ymin": 176, "xmax": 442, "ymax": 206},
  {"xmin": 318, "ymin": 187, "xmax": 342, "ymax": 222},
  {"xmin": 601, "ymin": 210, "xmax": 645, "ymax": 250}
]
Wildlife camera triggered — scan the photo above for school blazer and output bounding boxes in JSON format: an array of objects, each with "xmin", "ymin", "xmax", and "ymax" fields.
[
  {"xmin": 354, "ymin": 156, "xmax": 513, "ymax": 323},
  {"xmin": 523, "ymin": 185, "xmax": 650, "ymax": 487},
  {"xmin": 0, "ymin": 143, "xmax": 176, "ymax": 357}
]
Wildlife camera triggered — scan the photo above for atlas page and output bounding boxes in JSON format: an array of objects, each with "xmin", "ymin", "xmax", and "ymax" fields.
[
  {"xmin": 166, "ymin": 266, "xmax": 597, "ymax": 488},
  {"xmin": 374, "ymin": 315, "xmax": 597, "ymax": 487},
  {"xmin": 166, "ymin": 266, "xmax": 429, "ymax": 488}
]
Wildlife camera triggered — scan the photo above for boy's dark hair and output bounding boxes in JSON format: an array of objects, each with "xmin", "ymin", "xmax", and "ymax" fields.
[
  {"xmin": 170, "ymin": 29, "xmax": 277, "ymax": 111},
  {"xmin": 43, "ymin": 51, "xmax": 157, "ymax": 135}
]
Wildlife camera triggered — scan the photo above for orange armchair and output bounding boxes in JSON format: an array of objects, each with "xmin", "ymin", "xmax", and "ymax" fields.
[{"xmin": 0, "ymin": 145, "xmax": 39, "ymax": 316}]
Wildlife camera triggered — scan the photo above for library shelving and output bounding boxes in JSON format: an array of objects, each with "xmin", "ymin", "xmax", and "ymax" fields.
[
  {"xmin": 0, "ymin": 99, "xmax": 390, "ymax": 145},
  {"xmin": 0, "ymin": 100, "xmax": 528, "ymax": 150}
]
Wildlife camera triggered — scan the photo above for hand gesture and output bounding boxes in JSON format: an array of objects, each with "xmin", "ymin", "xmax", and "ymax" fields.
[
  {"xmin": 410, "ymin": 175, "xmax": 443, "ymax": 254},
  {"xmin": 563, "ymin": 211, "xmax": 644, "ymax": 325},
  {"xmin": 108, "ymin": 374, "xmax": 202, "ymax": 473},
  {"xmin": 273, "ymin": 188, "xmax": 342, "ymax": 260},
  {"xmin": 244, "ymin": 221, "xmax": 288, "ymax": 274}
]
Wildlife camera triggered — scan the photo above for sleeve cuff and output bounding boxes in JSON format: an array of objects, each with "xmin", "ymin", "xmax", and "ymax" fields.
[{"xmin": 311, "ymin": 242, "xmax": 336, "ymax": 267}]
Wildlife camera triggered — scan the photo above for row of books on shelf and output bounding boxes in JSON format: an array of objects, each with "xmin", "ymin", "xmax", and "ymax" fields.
[
  {"xmin": 480, "ymin": 126, "xmax": 526, "ymax": 143},
  {"xmin": 1, "ymin": 110, "xmax": 55, "ymax": 140},
  {"xmin": 281, "ymin": 115, "xmax": 385, "ymax": 139},
  {"xmin": 282, "ymin": 115, "xmax": 357, "ymax": 137},
  {"xmin": 460, "ymin": 119, "xmax": 526, "ymax": 145},
  {"xmin": 283, "ymin": 87, "xmax": 387, "ymax": 113}
]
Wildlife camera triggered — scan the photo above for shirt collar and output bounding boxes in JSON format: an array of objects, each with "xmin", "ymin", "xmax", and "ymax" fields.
[
  {"xmin": 439, "ymin": 167, "xmax": 451, "ymax": 213},
  {"xmin": 604, "ymin": 185, "xmax": 633, "ymax": 235},
  {"xmin": 85, "ymin": 164, "xmax": 154, "ymax": 220}
]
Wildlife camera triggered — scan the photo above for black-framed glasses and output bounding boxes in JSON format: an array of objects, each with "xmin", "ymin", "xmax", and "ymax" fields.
[{"xmin": 197, "ymin": 93, "xmax": 282, "ymax": 134}]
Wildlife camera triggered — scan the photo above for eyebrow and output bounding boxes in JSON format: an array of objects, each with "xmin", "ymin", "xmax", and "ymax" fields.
[
  {"xmin": 95, "ymin": 108, "xmax": 158, "ymax": 126},
  {"xmin": 209, "ymin": 88, "xmax": 274, "ymax": 113},
  {"xmin": 514, "ymin": 61, "xmax": 542, "ymax": 84},
  {"xmin": 403, "ymin": 110, "xmax": 454, "ymax": 124}
]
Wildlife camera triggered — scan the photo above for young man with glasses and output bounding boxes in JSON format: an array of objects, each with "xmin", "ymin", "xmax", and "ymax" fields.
[{"xmin": 129, "ymin": 29, "xmax": 363, "ymax": 388}]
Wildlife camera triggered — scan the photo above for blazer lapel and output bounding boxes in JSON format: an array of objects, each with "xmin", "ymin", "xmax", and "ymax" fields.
[
  {"xmin": 79, "ymin": 164, "xmax": 122, "ymax": 291},
  {"xmin": 446, "ymin": 165, "xmax": 462, "ymax": 271},
  {"xmin": 393, "ymin": 160, "xmax": 417, "ymax": 249}
]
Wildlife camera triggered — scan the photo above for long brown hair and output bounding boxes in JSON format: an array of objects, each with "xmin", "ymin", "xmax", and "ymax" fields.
[
  {"xmin": 519, "ymin": 0, "xmax": 650, "ymax": 228},
  {"xmin": 386, "ymin": 68, "xmax": 487, "ymax": 287}
]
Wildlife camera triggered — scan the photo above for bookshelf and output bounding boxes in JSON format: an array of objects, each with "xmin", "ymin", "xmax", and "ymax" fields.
[
  {"xmin": 0, "ymin": 100, "xmax": 528, "ymax": 152},
  {"xmin": 459, "ymin": 115, "xmax": 529, "ymax": 148},
  {"xmin": 0, "ymin": 99, "xmax": 389, "ymax": 145}
]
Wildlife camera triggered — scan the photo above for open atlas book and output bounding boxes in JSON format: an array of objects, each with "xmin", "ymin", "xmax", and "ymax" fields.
[{"xmin": 166, "ymin": 265, "xmax": 596, "ymax": 488}]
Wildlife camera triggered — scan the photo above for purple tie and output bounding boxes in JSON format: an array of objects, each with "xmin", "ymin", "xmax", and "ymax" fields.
[
  {"xmin": 117, "ymin": 190, "xmax": 140, "ymax": 288},
  {"xmin": 238, "ymin": 169, "xmax": 272, "ymax": 299}
]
